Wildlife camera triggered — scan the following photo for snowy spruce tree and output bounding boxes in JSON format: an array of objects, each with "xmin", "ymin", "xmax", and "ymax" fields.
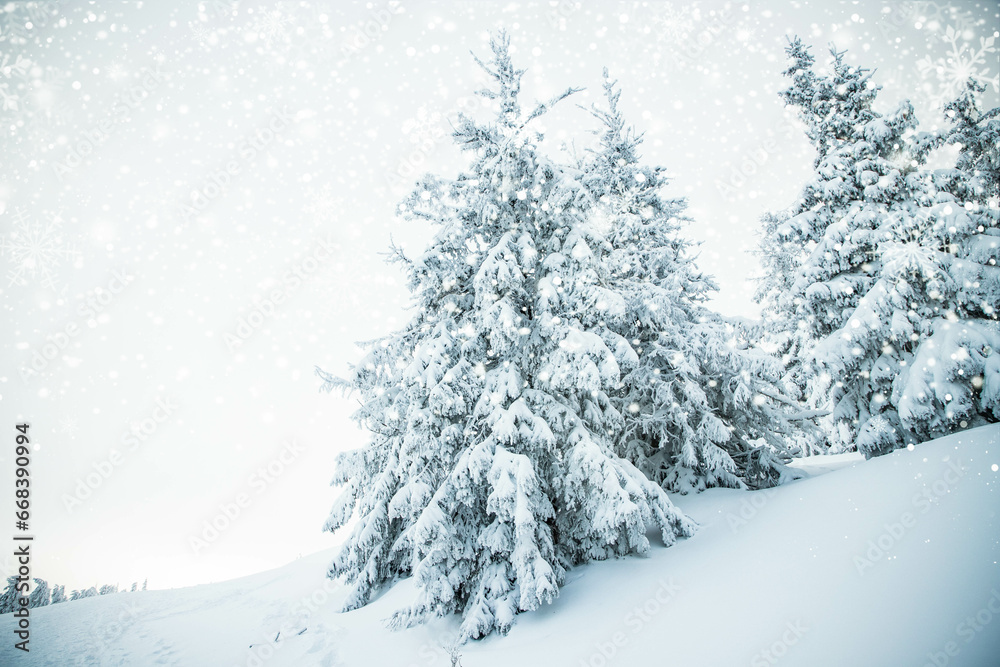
[
  {"xmin": 945, "ymin": 79, "xmax": 1000, "ymax": 200},
  {"xmin": 0, "ymin": 577, "xmax": 17, "ymax": 614},
  {"xmin": 50, "ymin": 584, "xmax": 68, "ymax": 605},
  {"xmin": 755, "ymin": 38, "xmax": 916, "ymax": 365},
  {"xmin": 317, "ymin": 34, "xmax": 695, "ymax": 641},
  {"xmin": 814, "ymin": 80, "xmax": 1000, "ymax": 450},
  {"xmin": 28, "ymin": 578, "xmax": 50, "ymax": 608},
  {"xmin": 756, "ymin": 40, "xmax": 999, "ymax": 455},
  {"xmin": 754, "ymin": 38, "xmax": 920, "ymax": 452},
  {"xmin": 578, "ymin": 73, "xmax": 809, "ymax": 490}
]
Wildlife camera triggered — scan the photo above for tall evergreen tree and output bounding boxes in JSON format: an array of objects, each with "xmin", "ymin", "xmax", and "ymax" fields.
[
  {"xmin": 50, "ymin": 584, "xmax": 67, "ymax": 604},
  {"xmin": 945, "ymin": 79, "xmax": 1000, "ymax": 200},
  {"xmin": 814, "ymin": 81, "xmax": 1000, "ymax": 451},
  {"xmin": 317, "ymin": 34, "xmax": 694, "ymax": 641},
  {"xmin": 28, "ymin": 578, "xmax": 50, "ymax": 608},
  {"xmin": 757, "ymin": 41, "xmax": 999, "ymax": 455},
  {"xmin": 0, "ymin": 576, "xmax": 18, "ymax": 614},
  {"xmin": 755, "ymin": 39, "xmax": 921, "ymax": 452},
  {"xmin": 579, "ymin": 72, "xmax": 809, "ymax": 490}
]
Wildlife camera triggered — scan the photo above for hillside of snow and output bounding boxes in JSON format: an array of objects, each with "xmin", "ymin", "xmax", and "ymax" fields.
[{"xmin": 4, "ymin": 425, "xmax": 998, "ymax": 667}]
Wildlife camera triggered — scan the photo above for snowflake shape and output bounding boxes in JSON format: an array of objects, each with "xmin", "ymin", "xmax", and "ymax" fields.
[
  {"xmin": 732, "ymin": 24, "xmax": 757, "ymax": 46},
  {"xmin": 882, "ymin": 241, "xmax": 939, "ymax": 280},
  {"xmin": 402, "ymin": 106, "xmax": 447, "ymax": 146},
  {"xmin": 105, "ymin": 59, "xmax": 129, "ymax": 82},
  {"xmin": 248, "ymin": 6, "xmax": 293, "ymax": 48},
  {"xmin": 650, "ymin": 3, "xmax": 699, "ymax": 45},
  {"xmin": 0, "ymin": 52, "xmax": 31, "ymax": 79},
  {"xmin": 304, "ymin": 185, "xmax": 344, "ymax": 224},
  {"xmin": 0, "ymin": 208, "xmax": 80, "ymax": 291},
  {"xmin": 867, "ymin": 414, "xmax": 893, "ymax": 437},
  {"xmin": 912, "ymin": 1, "xmax": 980, "ymax": 44},
  {"xmin": 0, "ymin": 1, "xmax": 62, "ymax": 45},
  {"xmin": 916, "ymin": 27, "xmax": 999, "ymax": 108},
  {"xmin": 203, "ymin": 0, "xmax": 237, "ymax": 20},
  {"xmin": 0, "ymin": 52, "xmax": 31, "ymax": 113},
  {"xmin": 189, "ymin": 20, "xmax": 218, "ymax": 49},
  {"xmin": 603, "ymin": 185, "xmax": 650, "ymax": 221},
  {"xmin": 58, "ymin": 415, "xmax": 80, "ymax": 438}
]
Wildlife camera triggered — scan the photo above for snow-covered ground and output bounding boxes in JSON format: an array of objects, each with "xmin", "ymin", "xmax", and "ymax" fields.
[{"xmin": 4, "ymin": 425, "xmax": 998, "ymax": 666}]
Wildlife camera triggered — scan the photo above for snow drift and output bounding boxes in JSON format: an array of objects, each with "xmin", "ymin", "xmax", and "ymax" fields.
[{"xmin": 3, "ymin": 425, "xmax": 997, "ymax": 666}]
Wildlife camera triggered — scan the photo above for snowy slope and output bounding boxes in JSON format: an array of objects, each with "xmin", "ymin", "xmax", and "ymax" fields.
[{"xmin": 4, "ymin": 425, "xmax": 998, "ymax": 666}]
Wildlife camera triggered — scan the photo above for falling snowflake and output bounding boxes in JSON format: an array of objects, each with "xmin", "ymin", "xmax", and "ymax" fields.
[
  {"xmin": 189, "ymin": 21, "xmax": 219, "ymax": 50},
  {"xmin": 601, "ymin": 184, "xmax": 652, "ymax": 221},
  {"xmin": 0, "ymin": 0, "xmax": 63, "ymax": 45},
  {"xmin": 0, "ymin": 52, "xmax": 31, "ymax": 114},
  {"xmin": 58, "ymin": 415, "xmax": 80, "ymax": 438},
  {"xmin": 247, "ymin": 6, "xmax": 293, "ymax": 49},
  {"xmin": 916, "ymin": 27, "xmax": 999, "ymax": 108},
  {"xmin": 911, "ymin": 1, "xmax": 981, "ymax": 44},
  {"xmin": 882, "ymin": 241, "xmax": 940, "ymax": 280},
  {"xmin": 649, "ymin": 3, "xmax": 699, "ymax": 45},
  {"xmin": 304, "ymin": 185, "xmax": 344, "ymax": 224},
  {"xmin": 0, "ymin": 208, "xmax": 80, "ymax": 291},
  {"xmin": 283, "ymin": 1, "xmax": 337, "ymax": 63},
  {"xmin": 733, "ymin": 24, "xmax": 757, "ymax": 46},
  {"xmin": 202, "ymin": 0, "xmax": 237, "ymax": 20},
  {"xmin": 105, "ymin": 59, "xmax": 129, "ymax": 82},
  {"xmin": 868, "ymin": 414, "xmax": 894, "ymax": 437},
  {"xmin": 402, "ymin": 106, "xmax": 447, "ymax": 146}
]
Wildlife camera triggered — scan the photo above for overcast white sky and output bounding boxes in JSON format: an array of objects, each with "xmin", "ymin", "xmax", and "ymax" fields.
[{"xmin": 1, "ymin": 0, "xmax": 997, "ymax": 592}]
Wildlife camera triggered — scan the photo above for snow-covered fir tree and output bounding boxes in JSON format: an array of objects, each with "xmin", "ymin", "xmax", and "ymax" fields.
[
  {"xmin": 50, "ymin": 584, "xmax": 67, "ymax": 605},
  {"xmin": 755, "ymin": 38, "xmax": 920, "ymax": 354},
  {"xmin": 945, "ymin": 79, "xmax": 1000, "ymax": 199},
  {"xmin": 578, "ymin": 72, "xmax": 810, "ymax": 490},
  {"xmin": 316, "ymin": 34, "xmax": 694, "ymax": 641},
  {"xmin": 28, "ymin": 578, "xmax": 50, "ymax": 608},
  {"xmin": 757, "ymin": 40, "xmax": 999, "ymax": 455},
  {"xmin": 75, "ymin": 587, "xmax": 97, "ymax": 599},
  {"xmin": 755, "ymin": 39, "xmax": 919, "ymax": 452},
  {"xmin": 0, "ymin": 577, "xmax": 17, "ymax": 614},
  {"xmin": 814, "ymin": 82, "xmax": 1000, "ymax": 451}
]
